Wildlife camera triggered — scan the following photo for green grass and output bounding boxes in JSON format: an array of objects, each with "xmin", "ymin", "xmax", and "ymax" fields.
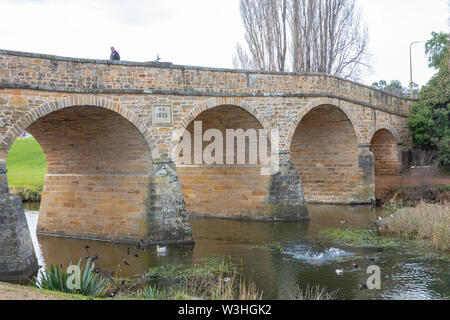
[
  {"xmin": 145, "ymin": 258, "xmax": 235, "ymax": 281},
  {"xmin": 255, "ymin": 242, "xmax": 285, "ymax": 253},
  {"xmin": 319, "ymin": 228, "xmax": 400, "ymax": 248},
  {"xmin": 6, "ymin": 137, "xmax": 46, "ymax": 189}
]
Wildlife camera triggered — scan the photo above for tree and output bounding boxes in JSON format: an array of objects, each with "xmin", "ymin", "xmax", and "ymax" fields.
[
  {"xmin": 408, "ymin": 44, "xmax": 450, "ymax": 170},
  {"xmin": 438, "ymin": 135, "xmax": 450, "ymax": 172},
  {"xmin": 425, "ymin": 32, "xmax": 449, "ymax": 69},
  {"xmin": 233, "ymin": 0, "xmax": 370, "ymax": 80},
  {"xmin": 233, "ymin": 0, "xmax": 288, "ymax": 72},
  {"xmin": 289, "ymin": 0, "xmax": 370, "ymax": 79},
  {"xmin": 371, "ymin": 80, "xmax": 417, "ymax": 98}
]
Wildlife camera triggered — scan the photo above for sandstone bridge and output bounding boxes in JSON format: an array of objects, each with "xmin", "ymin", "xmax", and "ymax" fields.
[{"xmin": 0, "ymin": 50, "xmax": 414, "ymax": 280}]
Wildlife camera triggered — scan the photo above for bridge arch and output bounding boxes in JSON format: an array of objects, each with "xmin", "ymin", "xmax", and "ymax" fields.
[
  {"xmin": 178, "ymin": 97, "xmax": 271, "ymax": 133},
  {"xmin": 2, "ymin": 95, "xmax": 160, "ymax": 159},
  {"xmin": 370, "ymin": 128, "xmax": 401, "ymax": 177},
  {"xmin": 5, "ymin": 99, "xmax": 160, "ymax": 243},
  {"xmin": 368, "ymin": 125, "xmax": 400, "ymax": 145},
  {"xmin": 289, "ymin": 102, "xmax": 363, "ymax": 203},
  {"xmin": 284, "ymin": 98, "xmax": 363, "ymax": 152},
  {"xmin": 175, "ymin": 102, "xmax": 273, "ymax": 217}
]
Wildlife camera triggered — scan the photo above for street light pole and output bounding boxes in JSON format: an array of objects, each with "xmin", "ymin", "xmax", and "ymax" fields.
[{"xmin": 409, "ymin": 40, "xmax": 426, "ymax": 98}]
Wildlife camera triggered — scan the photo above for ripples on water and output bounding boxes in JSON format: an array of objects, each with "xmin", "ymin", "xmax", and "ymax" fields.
[
  {"xmin": 284, "ymin": 244, "xmax": 354, "ymax": 265},
  {"xmin": 23, "ymin": 203, "xmax": 450, "ymax": 300}
]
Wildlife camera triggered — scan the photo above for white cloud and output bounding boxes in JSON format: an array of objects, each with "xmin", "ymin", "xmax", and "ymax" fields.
[
  {"xmin": 360, "ymin": 0, "xmax": 449, "ymax": 87},
  {"xmin": 0, "ymin": 0, "xmax": 447, "ymax": 87}
]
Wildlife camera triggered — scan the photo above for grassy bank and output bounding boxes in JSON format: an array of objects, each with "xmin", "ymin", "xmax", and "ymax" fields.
[
  {"xmin": 380, "ymin": 202, "xmax": 450, "ymax": 252},
  {"xmin": 122, "ymin": 258, "xmax": 264, "ymax": 300},
  {"xmin": 33, "ymin": 257, "xmax": 264, "ymax": 300},
  {"xmin": 6, "ymin": 137, "xmax": 46, "ymax": 201}
]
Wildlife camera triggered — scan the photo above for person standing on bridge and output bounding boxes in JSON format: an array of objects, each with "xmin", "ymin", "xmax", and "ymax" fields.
[{"xmin": 110, "ymin": 47, "xmax": 120, "ymax": 61}]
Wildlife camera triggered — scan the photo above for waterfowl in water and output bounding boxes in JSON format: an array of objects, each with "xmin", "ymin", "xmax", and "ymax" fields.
[
  {"xmin": 424, "ymin": 267, "xmax": 434, "ymax": 272},
  {"xmin": 393, "ymin": 262, "xmax": 405, "ymax": 268},
  {"xmin": 156, "ymin": 245, "xmax": 167, "ymax": 254},
  {"xmin": 359, "ymin": 283, "xmax": 368, "ymax": 289},
  {"xmin": 182, "ymin": 252, "xmax": 189, "ymax": 259},
  {"xmin": 339, "ymin": 220, "xmax": 348, "ymax": 224},
  {"xmin": 335, "ymin": 269, "xmax": 344, "ymax": 275},
  {"xmin": 352, "ymin": 263, "xmax": 358, "ymax": 269}
]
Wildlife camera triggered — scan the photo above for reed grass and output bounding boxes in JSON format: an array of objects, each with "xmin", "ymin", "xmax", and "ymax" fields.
[
  {"xmin": 382, "ymin": 202, "xmax": 450, "ymax": 252},
  {"xmin": 133, "ymin": 270, "xmax": 262, "ymax": 300},
  {"xmin": 288, "ymin": 284, "xmax": 338, "ymax": 300}
]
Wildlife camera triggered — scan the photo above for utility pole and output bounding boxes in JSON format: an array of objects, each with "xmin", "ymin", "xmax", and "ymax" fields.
[{"xmin": 409, "ymin": 40, "xmax": 426, "ymax": 98}]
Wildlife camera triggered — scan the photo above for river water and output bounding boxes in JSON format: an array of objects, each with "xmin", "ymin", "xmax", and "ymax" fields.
[{"xmin": 24, "ymin": 203, "xmax": 449, "ymax": 300}]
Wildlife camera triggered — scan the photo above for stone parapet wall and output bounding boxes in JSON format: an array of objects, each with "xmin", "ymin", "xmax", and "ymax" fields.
[{"xmin": 0, "ymin": 50, "xmax": 413, "ymax": 116}]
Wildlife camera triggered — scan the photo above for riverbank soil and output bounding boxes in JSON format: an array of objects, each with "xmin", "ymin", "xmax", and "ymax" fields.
[
  {"xmin": 0, "ymin": 282, "xmax": 73, "ymax": 300},
  {"xmin": 375, "ymin": 167, "xmax": 450, "ymax": 199}
]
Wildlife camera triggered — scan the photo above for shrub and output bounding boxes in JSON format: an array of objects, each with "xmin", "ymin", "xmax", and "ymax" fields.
[
  {"xmin": 33, "ymin": 259, "xmax": 110, "ymax": 298},
  {"xmin": 10, "ymin": 186, "xmax": 42, "ymax": 202}
]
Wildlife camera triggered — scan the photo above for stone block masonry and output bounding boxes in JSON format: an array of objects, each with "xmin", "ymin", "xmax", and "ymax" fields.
[
  {"xmin": 0, "ymin": 160, "xmax": 38, "ymax": 281},
  {"xmin": 0, "ymin": 49, "xmax": 414, "ymax": 279}
]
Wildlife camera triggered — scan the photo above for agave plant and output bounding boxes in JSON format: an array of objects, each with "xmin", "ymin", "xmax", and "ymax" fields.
[
  {"xmin": 33, "ymin": 258, "xmax": 110, "ymax": 298},
  {"xmin": 138, "ymin": 284, "xmax": 171, "ymax": 300}
]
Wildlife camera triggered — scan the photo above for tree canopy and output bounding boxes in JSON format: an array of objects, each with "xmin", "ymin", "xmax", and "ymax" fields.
[
  {"xmin": 425, "ymin": 32, "xmax": 449, "ymax": 69},
  {"xmin": 408, "ymin": 33, "xmax": 449, "ymax": 170},
  {"xmin": 371, "ymin": 80, "xmax": 419, "ymax": 98}
]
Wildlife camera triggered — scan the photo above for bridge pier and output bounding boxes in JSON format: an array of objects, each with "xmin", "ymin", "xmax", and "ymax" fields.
[
  {"xmin": 147, "ymin": 160, "xmax": 194, "ymax": 245},
  {"xmin": 355, "ymin": 143, "xmax": 376, "ymax": 203},
  {"xmin": 266, "ymin": 152, "xmax": 309, "ymax": 221},
  {"xmin": 0, "ymin": 160, "xmax": 38, "ymax": 281}
]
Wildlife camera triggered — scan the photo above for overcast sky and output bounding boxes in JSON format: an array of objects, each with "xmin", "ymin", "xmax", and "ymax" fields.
[{"xmin": 0, "ymin": 0, "xmax": 448, "ymax": 87}]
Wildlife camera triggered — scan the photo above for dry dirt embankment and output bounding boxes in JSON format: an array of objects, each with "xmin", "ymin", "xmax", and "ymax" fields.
[{"xmin": 0, "ymin": 282, "xmax": 75, "ymax": 300}]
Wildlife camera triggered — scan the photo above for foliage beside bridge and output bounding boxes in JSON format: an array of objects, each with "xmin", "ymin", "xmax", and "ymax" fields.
[{"xmin": 408, "ymin": 34, "xmax": 449, "ymax": 172}]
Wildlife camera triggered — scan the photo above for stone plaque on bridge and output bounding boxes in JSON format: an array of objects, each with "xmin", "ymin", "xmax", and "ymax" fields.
[{"xmin": 152, "ymin": 104, "xmax": 173, "ymax": 126}]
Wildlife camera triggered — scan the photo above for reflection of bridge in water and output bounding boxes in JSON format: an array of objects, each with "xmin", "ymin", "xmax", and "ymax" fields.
[{"xmin": 0, "ymin": 49, "xmax": 414, "ymax": 280}]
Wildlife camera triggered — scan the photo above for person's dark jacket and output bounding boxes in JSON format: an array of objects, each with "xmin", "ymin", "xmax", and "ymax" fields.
[{"xmin": 110, "ymin": 50, "xmax": 120, "ymax": 61}]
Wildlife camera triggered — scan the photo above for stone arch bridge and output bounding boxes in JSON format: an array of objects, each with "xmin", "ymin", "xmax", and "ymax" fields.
[{"xmin": 0, "ymin": 50, "xmax": 414, "ymax": 280}]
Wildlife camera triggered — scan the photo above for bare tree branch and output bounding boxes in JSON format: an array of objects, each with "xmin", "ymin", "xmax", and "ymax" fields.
[{"xmin": 235, "ymin": 0, "xmax": 371, "ymax": 80}]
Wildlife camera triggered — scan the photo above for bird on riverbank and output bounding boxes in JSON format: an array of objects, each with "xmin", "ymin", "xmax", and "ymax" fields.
[
  {"xmin": 335, "ymin": 269, "xmax": 344, "ymax": 275},
  {"xmin": 339, "ymin": 220, "xmax": 348, "ymax": 225},
  {"xmin": 102, "ymin": 286, "xmax": 120, "ymax": 298}
]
